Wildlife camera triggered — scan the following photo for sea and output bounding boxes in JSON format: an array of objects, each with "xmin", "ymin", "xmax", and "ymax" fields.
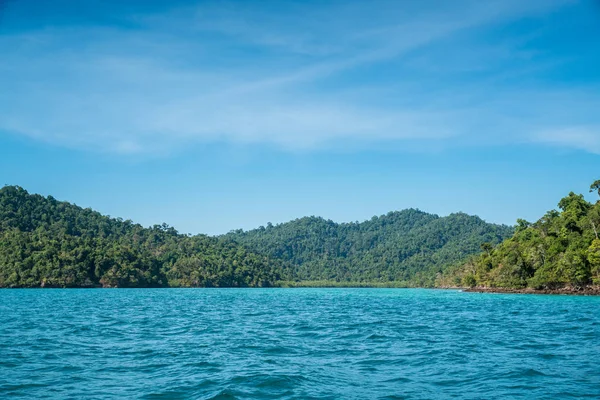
[{"xmin": 1, "ymin": 288, "xmax": 599, "ymax": 399}]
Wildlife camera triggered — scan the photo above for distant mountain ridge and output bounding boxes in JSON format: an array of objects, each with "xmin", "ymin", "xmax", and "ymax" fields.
[
  {"xmin": 226, "ymin": 209, "xmax": 514, "ymax": 286},
  {"xmin": 0, "ymin": 185, "xmax": 513, "ymax": 288}
]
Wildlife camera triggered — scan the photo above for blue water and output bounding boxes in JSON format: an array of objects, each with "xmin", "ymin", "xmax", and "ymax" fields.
[{"xmin": 1, "ymin": 289, "xmax": 599, "ymax": 399}]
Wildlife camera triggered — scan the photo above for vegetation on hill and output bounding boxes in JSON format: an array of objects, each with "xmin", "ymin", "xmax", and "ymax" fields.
[
  {"xmin": 0, "ymin": 185, "xmax": 513, "ymax": 288},
  {"xmin": 0, "ymin": 186, "xmax": 284, "ymax": 288},
  {"xmin": 226, "ymin": 210, "xmax": 513, "ymax": 287},
  {"xmin": 439, "ymin": 180, "xmax": 600, "ymax": 290}
]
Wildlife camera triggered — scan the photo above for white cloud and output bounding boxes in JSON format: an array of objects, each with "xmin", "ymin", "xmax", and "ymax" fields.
[
  {"xmin": 0, "ymin": 0, "xmax": 595, "ymax": 155},
  {"xmin": 533, "ymin": 127, "xmax": 600, "ymax": 154}
]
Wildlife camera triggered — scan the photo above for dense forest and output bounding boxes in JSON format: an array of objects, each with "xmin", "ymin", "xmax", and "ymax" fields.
[
  {"xmin": 0, "ymin": 185, "xmax": 513, "ymax": 288},
  {"xmin": 0, "ymin": 186, "xmax": 285, "ymax": 288},
  {"xmin": 225, "ymin": 211, "xmax": 513, "ymax": 286},
  {"xmin": 440, "ymin": 181, "xmax": 600, "ymax": 290}
]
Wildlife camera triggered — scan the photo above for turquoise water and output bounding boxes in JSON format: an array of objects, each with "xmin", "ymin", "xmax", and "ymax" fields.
[{"xmin": 1, "ymin": 289, "xmax": 599, "ymax": 399}]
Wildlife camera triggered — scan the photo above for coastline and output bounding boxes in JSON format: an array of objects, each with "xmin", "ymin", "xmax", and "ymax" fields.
[
  {"xmin": 3, "ymin": 284, "xmax": 599, "ymax": 295},
  {"xmin": 462, "ymin": 286, "xmax": 600, "ymax": 296}
]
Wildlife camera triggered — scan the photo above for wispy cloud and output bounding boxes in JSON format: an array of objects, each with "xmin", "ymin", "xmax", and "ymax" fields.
[
  {"xmin": 533, "ymin": 127, "xmax": 600, "ymax": 154},
  {"xmin": 0, "ymin": 0, "xmax": 596, "ymax": 155}
]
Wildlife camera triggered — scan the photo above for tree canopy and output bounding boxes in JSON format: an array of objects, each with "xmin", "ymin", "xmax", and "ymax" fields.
[
  {"xmin": 0, "ymin": 185, "xmax": 514, "ymax": 288},
  {"xmin": 440, "ymin": 181, "xmax": 600, "ymax": 289},
  {"xmin": 0, "ymin": 186, "xmax": 284, "ymax": 288},
  {"xmin": 226, "ymin": 210, "xmax": 513, "ymax": 287}
]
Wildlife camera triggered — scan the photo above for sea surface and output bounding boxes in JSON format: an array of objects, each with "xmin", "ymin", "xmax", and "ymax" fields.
[{"xmin": 1, "ymin": 289, "xmax": 599, "ymax": 399}]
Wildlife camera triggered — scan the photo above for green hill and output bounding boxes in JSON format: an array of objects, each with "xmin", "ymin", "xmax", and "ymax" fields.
[
  {"xmin": 225, "ymin": 210, "xmax": 513, "ymax": 286},
  {"xmin": 0, "ymin": 186, "xmax": 284, "ymax": 288},
  {"xmin": 440, "ymin": 181, "xmax": 600, "ymax": 290},
  {"xmin": 0, "ymin": 185, "xmax": 514, "ymax": 288}
]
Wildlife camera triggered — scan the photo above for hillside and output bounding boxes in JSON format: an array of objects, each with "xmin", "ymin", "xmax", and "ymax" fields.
[
  {"xmin": 225, "ymin": 210, "xmax": 514, "ymax": 286},
  {"xmin": 0, "ymin": 185, "xmax": 514, "ymax": 288},
  {"xmin": 0, "ymin": 186, "xmax": 285, "ymax": 288},
  {"xmin": 440, "ymin": 181, "xmax": 600, "ymax": 290}
]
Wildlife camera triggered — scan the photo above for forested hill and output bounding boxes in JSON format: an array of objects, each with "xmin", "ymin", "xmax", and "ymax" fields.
[
  {"xmin": 440, "ymin": 181, "xmax": 600, "ymax": 290},
  {"xmin": 225, "ymin": 210, "xmax": 514, "ymax": 286},
  {"xmin": 0, "ymin": 186, "xmax": 285, "ymax": 288},
  {"xmin": 0, "ymin": 185, "xmax": 513, "ymax": 288}
]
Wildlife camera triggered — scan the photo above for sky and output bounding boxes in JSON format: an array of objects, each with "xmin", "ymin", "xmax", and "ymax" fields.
[{"xmin": 0, "ymin": 0, "xmax": 599, "ymax": 235}]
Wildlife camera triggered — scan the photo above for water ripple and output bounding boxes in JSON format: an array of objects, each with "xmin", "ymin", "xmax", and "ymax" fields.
[{"xmin": 1, "ymin": 288, "xmax": 599, "ymax": 399}]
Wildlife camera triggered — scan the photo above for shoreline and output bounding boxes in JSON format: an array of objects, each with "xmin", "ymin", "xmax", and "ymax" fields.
[
  {"xmin": 462, "ymin": 286, "xmax": 600, "ymax": 296},
  {"xmin": 2, "ymin": 285, "xmax": 600, "ymax": 295}
]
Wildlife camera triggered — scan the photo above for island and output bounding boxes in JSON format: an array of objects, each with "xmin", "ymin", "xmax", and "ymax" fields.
[{"xmin": 1, "ymin": 180, "xmax": 599, "ymax": 294}]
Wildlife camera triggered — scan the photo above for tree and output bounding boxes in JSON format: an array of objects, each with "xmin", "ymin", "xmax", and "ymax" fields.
[
  {"xmin": 480, "ymin": 242, "xmax": 493, "ymax": 256},
  {"xmin": 590, "ymin": 179, "xmax": 600, "ymax": 198},
  {"xmin": 462, "ymin": 274, "xmax": 477, "ymax": 288},
  {"xmin": 516, "ymin": 219, "xmax": 531, "ymax": 233},
  {"xmin": 589, "ymin": 204, "xmax": 600, "ymax": 240},
  {"xmin": 558, "ymin": 192, "xmax": 590, "ymax": 232},
  {"xmin": 588, "ymin": 239, "xmax": 600, "ymax": 284}
]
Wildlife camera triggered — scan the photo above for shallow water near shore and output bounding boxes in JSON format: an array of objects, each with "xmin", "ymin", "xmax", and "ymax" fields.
[{"xmin": 1, "ymin": 288, "xmax": 599, "ymax": 399}]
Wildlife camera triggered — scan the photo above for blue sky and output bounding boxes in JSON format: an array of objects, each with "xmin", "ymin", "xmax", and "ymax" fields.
[{"xmin": 1, "ymin": 0, "xmax": 599, "ymax": 234}]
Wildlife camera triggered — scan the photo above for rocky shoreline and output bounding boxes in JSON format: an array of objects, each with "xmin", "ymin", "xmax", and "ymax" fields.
[{"xmin": 462, "ymin": 286, "xmax": 600, "ymax": 296}]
